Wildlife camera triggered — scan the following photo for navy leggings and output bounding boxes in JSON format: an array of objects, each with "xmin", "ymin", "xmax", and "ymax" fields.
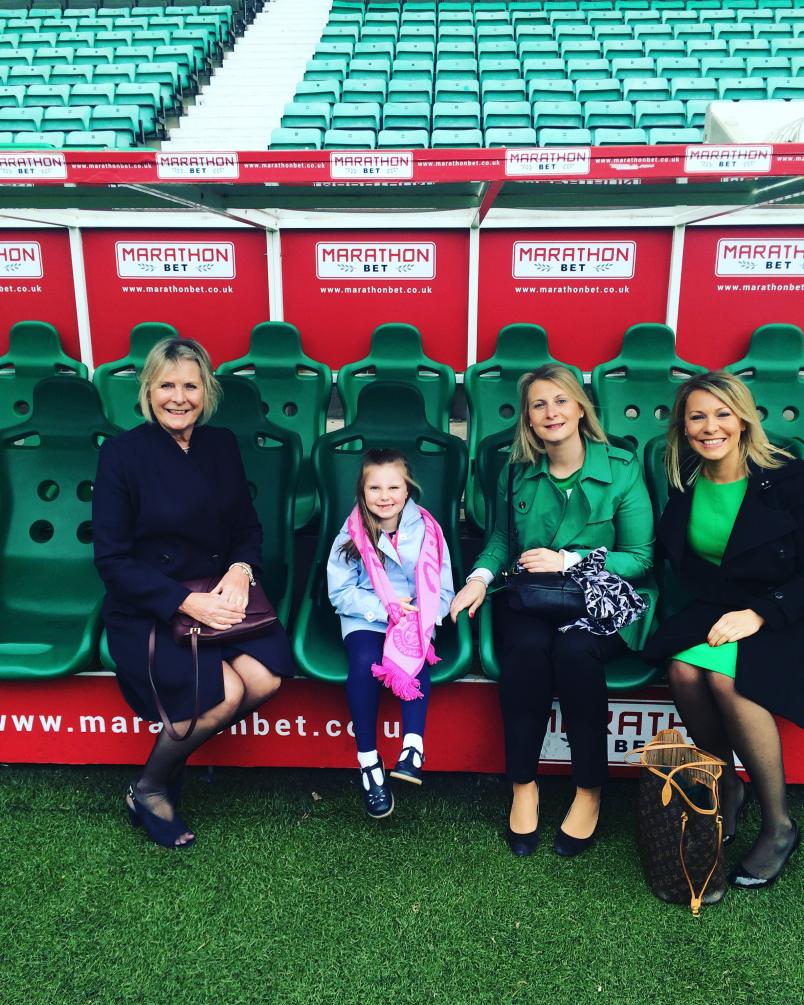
[{"xmin": 344, "ymin": 630, "xmax": 431, "ymax": 753}]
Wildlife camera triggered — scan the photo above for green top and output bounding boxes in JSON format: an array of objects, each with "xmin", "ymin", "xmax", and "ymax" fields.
[
  {"xmin": 687, "ymin": 476, "xmax": 748, "ymax": 565},
  {"xmin": 548, "ymin": 468, "xmax": 581, "ymax": 494}
]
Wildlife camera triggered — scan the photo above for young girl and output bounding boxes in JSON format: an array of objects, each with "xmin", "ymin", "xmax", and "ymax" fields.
[{"xmin": 327, "ymin": 448, "xmax": 455, "ymax": 818}]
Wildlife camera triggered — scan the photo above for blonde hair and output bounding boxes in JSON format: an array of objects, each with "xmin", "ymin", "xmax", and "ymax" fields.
[
  {"xmin": 665, "ymin": 370, "xmax": 791, "ymax": 490},
  {"xmin": 339, "ymin": 449, "xmax": 421, "ymax": 565},
  {"xmin": 510, "ymin": 364, "xmax": 607, "ymax": 465},
  {"xmin": 139, "ymin": 337, "xmax": 221, "ymax": 425}
]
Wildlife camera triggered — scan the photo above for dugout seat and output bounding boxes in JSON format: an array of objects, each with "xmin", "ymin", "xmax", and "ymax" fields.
[
  {"xmin": 292, "ymin": 382, "xmax": 472, "ymax": 685},
  {"xmin": 92, "ymin": 321, "xmax": 180, "ymax": 428},
  {"xmin": 474, "ymin": 427, "xmax": 660, "ymax": 690},
  {"xmin": 216, "ymin": 322, "xmax": 332, "ymax": 529},
  {"xmin": 337, "ymin": 323, "xmax": 455, "ymax": 432},
  {"xmin": 0, "ymin": 321, "xmax": 87, "ymax": 430},
  {"xmin": 590, "ymin": 323, "xmax": 706, "ymax": 458},
  {"xmin": 0, "ymin": 377, "xmax": 118, "ymax": 679},
  {"xmin": 463, "ymin": 324, "xmax": 584, "ymax": 530},
  {"xmin": 726, "ymin": 323, "xmax": 804, "ymax": 445}
]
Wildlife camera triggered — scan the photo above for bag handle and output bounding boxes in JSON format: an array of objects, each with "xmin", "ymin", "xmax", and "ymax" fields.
[
  {"xmin": 679, "ymin": 810, "xmax": 724, "ymax": 917},
  {"xmin": 148, "ymin": 623, "xmax": 200, "ymax": 742},
  {"xmin": 625, "ymin": 743, "xmax": 726, "ymax": 815}
]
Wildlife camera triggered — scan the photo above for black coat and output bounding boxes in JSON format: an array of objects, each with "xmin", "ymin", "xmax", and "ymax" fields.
[
  {"xmin": 93, "ymin": 421, "xmax": 293, "ymax": 721},
  {"xmin": 643, "ymin": 459, "xmax": 804, "ymax": 728}
]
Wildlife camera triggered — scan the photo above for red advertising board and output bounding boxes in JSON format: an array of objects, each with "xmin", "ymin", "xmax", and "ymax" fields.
[
  {"xmin": 477, "ymin": 229, "xmax": 673, "ymax": 370},
  {"xmin": 281, "ymin": 230, "xmax": 470, "ymax": 369},
  {"xmin": 676, "ymin": 227, "xmax": 804, "ymax": 369},
  {"xmin": 0, "ymin": 229, "xmax": 80, "ymax": 359},
  {"xmin": 1, "ymin": 675, "xmax": 802, "ymax": 781},
  {"xmin": 81, "ymin": 228, "xmax": 270, "ymax": 366}
]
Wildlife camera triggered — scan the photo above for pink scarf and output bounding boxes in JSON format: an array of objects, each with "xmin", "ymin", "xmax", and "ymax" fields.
[{"xmin": 347, "ymin": 503, "xmax": 445, "ymax": 701}]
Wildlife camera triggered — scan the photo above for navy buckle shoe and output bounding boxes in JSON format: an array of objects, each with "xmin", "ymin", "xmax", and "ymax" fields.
[
  {"xmin": 359, "ymin": 759, "xmax": 394, "ymax": 819},
  {"xmin": 389, "ymin": 746, "xmax": 424, "ymax": 785}
]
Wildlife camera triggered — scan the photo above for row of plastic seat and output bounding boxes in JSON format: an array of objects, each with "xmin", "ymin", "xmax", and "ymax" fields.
[
  {"xmin": 3, "ymin": 318, "xmax": 802, "ymax": 534},
  {"xmin": 4, "ymin": 1, "xmax": 238, "ymax": 11}
]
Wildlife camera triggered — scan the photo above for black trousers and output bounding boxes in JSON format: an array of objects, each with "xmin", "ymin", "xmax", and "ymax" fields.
[{"xmin": 494, "ymin": 594, "xmax": 625, "ymax": 788}]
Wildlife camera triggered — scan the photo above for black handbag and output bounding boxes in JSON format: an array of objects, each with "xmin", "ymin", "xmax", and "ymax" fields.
[{"xmin": 501, "ymin": 463, "xmax": 587, "ymax": 626}]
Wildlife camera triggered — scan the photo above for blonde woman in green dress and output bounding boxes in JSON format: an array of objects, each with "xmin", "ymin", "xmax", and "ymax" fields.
[{"xmin": 644, "ymin": 371, "xmax": 803, "ymax": 890}]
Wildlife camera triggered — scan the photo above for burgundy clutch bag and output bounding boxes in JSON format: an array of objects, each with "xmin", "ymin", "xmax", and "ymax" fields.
[{"xmin": 170, "ymin": 577, "xmax": 278, "ymax": 645}]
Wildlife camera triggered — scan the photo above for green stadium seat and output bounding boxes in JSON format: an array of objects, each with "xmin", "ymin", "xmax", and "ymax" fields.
[
  {"xmin": 215, "ymin": 323, "xmax": 333, "ymax": 529},
  {"xmin": 341, "ymin": 79, "xmax": 387, "ymax": 104},
  {"xmin": 585, "ymin": 99, "xmax": 634, "ymax": 128},
  {"xmin": 292, "ymin": 382, "xmax": 472, "ymax": 686},
  {"xmin": 0, "ymin": 108, "xmax": 44, "ymax": 133},
  {"xmin": 92, "ymin": 323, "xmax": 180, "ymax": 429},
  {"xmin": 483, "ymin": 99, "xmax": 531, "ymax": 129},
  {"xmin": 473, "ymin": 427, "xmax": 659, "ymax": 688},
  {"xmin": 434, "ymin": 78, "xmax": 480, "ymax": 104},
  {"xmin": 331, "ymin": 101, "xmax": 381, "ymax": 132},
  {"xmin": 657, "ymin": 56, "xmax": 700, "ymax": 79},
  {"xmin": 8, "ymin": 67, "xmax": 51, "ymax": 87},
  {"xmin": 593, "ymin": 127, "xmax": 648, "ymax": 144},
  {"xmin": 435, "ymin": 56, "xmax": 478, "ymax": 81},
  {"xmin": 702, "ymin": 56, "xmax": 747, "ymax": 79},
  {"xmin": 0, "ymin": 86, "xmax": 25, "ymax": 109},
  {"xmin": 528, "ymin": 79, "xmax": 576, "ymax": 104},
  {"xmin": 43, "ymin": 105, "xmax": 92, "ymax": 131},
  {"xmin": 649, "ymin": 126, "xmax": 704, "ymax": 143},
  {"xmin": 686, "ymin": 99, "xmax": 710, "ymax": 128},
  {"xmin": 590, "ymin": 323, "xmax": 705, "ymax": 457},
  {"xmin": 670, "ymin": 77, "xmax": 719, "ymax": 101},
  {"xmin": 0, "ymin": 378, "xmax": 118, "ymax": 681},
  {"xmin": 90, "ymin": 104, "xmax": 141, "ymax": 145},
  {"xmin": 294, "ymin": 79, "xmax": 342, "ymax": 105},
  {"xmin": 211, "ymin": 375, "xmax": 301, "ymax": 624},
  {"xmin": 719, "ymin": 77, "xmax": 768, "ymax": 100},
  {"xmin": 324, "ymin": 127, "xmax": 376, "ymax": 149},
  {"xmin": 635, "ymin": 99, "xmax": 685, "ymax": 128},
  {"xmin": 72, "ymin": 47, "xmax": 114, "ymax": 67},
  {"xmin": 376, "ymin": 128, "xmax": 429, "ymax": 148},
  {"xmin": 305, "ymin": 59, "xmax": 347, "ymax": 84},
  {"xmin": 540, "ymin": 127, "xmax": 592, "ymax": 146},
  {"xmin": 431, "ymin": 100, "xmax": 479, "ymax": 129},
  {"xmin": 463, "ymin": 324, "xmax": 583, "ymax": 529},
  {"xmin": 534, "ymin": 101, "xmax": 583, "ymax": 130},
  {"xmin": 522, "ymin": 57, "xmax": 567, "ymax": 83},
  {"xmin": 623, "ymin": 78, "xmax": 672, "ymax": 102},
  {"xmin": 349, "ymin": 58, "xmax": 391, "ymax": 83},
  {"xmin": 485, "ymin": 126, "xmax": 537, "ymax": 146},
  {"xmin": 93, "ymin": 63, "xmax": 137, "ymax": 87},
  {"xmin": 477, "ymin": 40, "xmax": 518, "ymax": 59},
  {"xmin": 23, "ymin": 85, "xmax": 71, "ymax": 109},
  {"xmin": 746, "ymin": 57, "xmax": 791, "ymax": 79},
  {"xmin": 115, "ymin": 82, "xmax": 162, "ymax": 138},
  {"xmin": 726, "ymin": 324, "xmax": 804, "ymax": 444},
  {"xmin": 567, "ymin": 58, "xmax": 612, "ymax": 81},
  {"xmin": 686, "ymin": 39, "xmax": 729, "ymax": 59},
  {"xmin": 769, "ymin": 78, "xmax": 804, "ymax": 100},
  {"xmin": 14, "ymin": 130, "xmax": 64, "ymax": 147},
  {"xmin": 730, "ymin": 39, "xmax": 772, "ymax": 59},
  {"xmin": 269, "ymin": 127, "xmax": 322, "ymax": 150},
  {"xmin": 644, "ymin": 40, "xmax": 686, "ymax": 58},
  {"xmin": 387, "ymin": 79, "xmax": 433, "ymax": 103},
  {"xmin": 281, "ymin": 101, "xmax": 331, "ymax": 132},
  {"xmin": 575, "ymin": 78, "xmax": 623, "ymax": 103},
  {"xmin": 602, "ymin": 40, "xmax": 645, "ymax": 60},
  {"xmin": 481, "ymin": 78, "xmax": 528, "ymax": 103},
  {"xmin": 611, "ymin": 57, "xmax": 657, "ymax": 80},
  {"xmin": 382, "ymin": 101, "xmax": 430, "ymax": 130},
  {"xmin": 393, "ymin": 57, "xmax": 435, "ymax": 82},
  {"xmin": 520, "ymin": 42, "xmax": 561, "ymax": 61},
  {"xmin": 338, "ymin": 323, "xmax": 454, "ymax": 432},
  {"xmin": 0, "ymin": 321, "xmax": 87, "ymax": 429},
  {"xmin": 560, "ymin": 40, "xmax": 603, "ymax": 61}
]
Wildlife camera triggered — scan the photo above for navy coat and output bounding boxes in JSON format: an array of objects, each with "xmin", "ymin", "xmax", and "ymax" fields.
[
  {"xmin": 643, "ymin": 459, "xmax": 804, "ymax": 728},
  {"xmin": 93, "ymin": 421, "xmax": 294, "ymax": 721}
]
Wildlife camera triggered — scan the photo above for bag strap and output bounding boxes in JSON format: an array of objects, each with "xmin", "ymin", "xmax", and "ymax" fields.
[
  {"xmin": 148, "ymin": 623, "xmax": 200, "ymax": 742},
  {"xmin": 505, "ymin": 462, "xmax": 516, "ymax": 577},
  {"xmin": 679, "ymin": 810, "xmax": 724, "ymax": 917},
  {"xmin": 625, "ymin": 743, "xmax": 726, "ymax": 815}
]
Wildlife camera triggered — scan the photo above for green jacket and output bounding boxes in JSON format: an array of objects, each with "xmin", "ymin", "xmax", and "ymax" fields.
[{"xmin": 474, "ymin": 439, "xmax": 656, "ymax": 647}]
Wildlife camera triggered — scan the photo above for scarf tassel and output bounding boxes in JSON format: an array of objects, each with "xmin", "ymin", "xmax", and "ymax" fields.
[{"xmin": 371, "ymin": 660, "xmax": 424, "ymax": 701}]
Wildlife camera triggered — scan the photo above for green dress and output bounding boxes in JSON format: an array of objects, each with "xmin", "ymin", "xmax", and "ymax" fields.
[{"xmin": 673, "ymin": 476, "xmax": 748, "ymax": 677}]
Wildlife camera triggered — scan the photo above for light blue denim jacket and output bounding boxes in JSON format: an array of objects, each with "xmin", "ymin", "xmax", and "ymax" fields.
[{"xmin": 327, "ymin": 498, "xmax": 455, "ymax": 639}]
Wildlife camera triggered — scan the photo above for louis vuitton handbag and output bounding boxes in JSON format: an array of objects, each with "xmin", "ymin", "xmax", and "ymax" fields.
[{"xmin": 626, "ymin": 728, "xmax": 727, "ymax": 915}]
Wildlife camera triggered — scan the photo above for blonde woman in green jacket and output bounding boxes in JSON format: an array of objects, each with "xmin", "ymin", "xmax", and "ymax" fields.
[{"xmin": 450, "ymin": 365, "xmax": 654, "ymax": 858}]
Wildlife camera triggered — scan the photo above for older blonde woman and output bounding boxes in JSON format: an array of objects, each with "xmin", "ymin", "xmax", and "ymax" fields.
[
  {"xmin": 451, "ymin": 365, "xmax": 654, "ymax": 858},
  {"xmin": 93, "ymin": 337, "xmax": 294, "ymax": 848},
  {"xmin": 644, "ymin": 371, "xmax": 802, "ymax": 889}
]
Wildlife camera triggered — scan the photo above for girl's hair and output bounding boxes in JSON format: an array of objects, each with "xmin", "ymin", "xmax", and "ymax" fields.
[
  {"xmin": 510, "ymin": 363, "xmax": 607, "ymax": 464},
  {"xmin": 665, "ymin": 369, "xmax": 791, "ymax": 490},
  {"xmin": 339, "ymin": 448, "xmax": 421, "ymax": 564},
  {"xmin": 139, "ymin": 337, "xmax": 221, "ymax": 425}
]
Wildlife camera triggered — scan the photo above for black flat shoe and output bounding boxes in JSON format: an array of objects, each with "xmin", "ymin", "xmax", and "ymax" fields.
[
  {"xmin": 126, "ymin": 784, "xmax": 195, "ymax": 849},
  {"xmin": 505, "ymin": 825, "xmax": 540, "ymax": 857},
  {"xmin": 729, "ymin": 821, "xmax": 801, "ymax": 889},
  {"xmin": 389, "ymin": 746, "xmax": 424, "ymax": 785},
  {"xmin": 359, "ymin": 759, "xmax": 394, "ymax": 819}
]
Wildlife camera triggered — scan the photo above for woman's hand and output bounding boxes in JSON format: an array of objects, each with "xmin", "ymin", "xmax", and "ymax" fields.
[
  {"xmin": 517, "ymin": 548, "xmax": 564, "ymax": 573},
  {"xmin": 179, "ymin": 592, "xmax": 246, "ymax": 631},
  {"xmin": 400, "ymin": 597, "xmax": 418, "ymax": 615},
  {"xmin": 707, "ymin": 609, "xmax": 765, "ymax": 647},
  {"xmin": 211, "ymin": 566, "xmax": 251, "ymax": 613},
  {"xmin": 450, "ymin": 580, "xmax": 487, "ymax": 622}
]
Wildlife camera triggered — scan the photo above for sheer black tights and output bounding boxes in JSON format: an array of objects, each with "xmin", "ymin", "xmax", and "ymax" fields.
[{"xmin": 669, "ymin": 660, "xmax": 796, "ymax": 878}]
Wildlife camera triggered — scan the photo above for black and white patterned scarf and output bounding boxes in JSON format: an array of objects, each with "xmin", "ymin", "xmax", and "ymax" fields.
[{"xmin": 559, "ymin": 547, "xmax": 647, "ymax": 636}]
